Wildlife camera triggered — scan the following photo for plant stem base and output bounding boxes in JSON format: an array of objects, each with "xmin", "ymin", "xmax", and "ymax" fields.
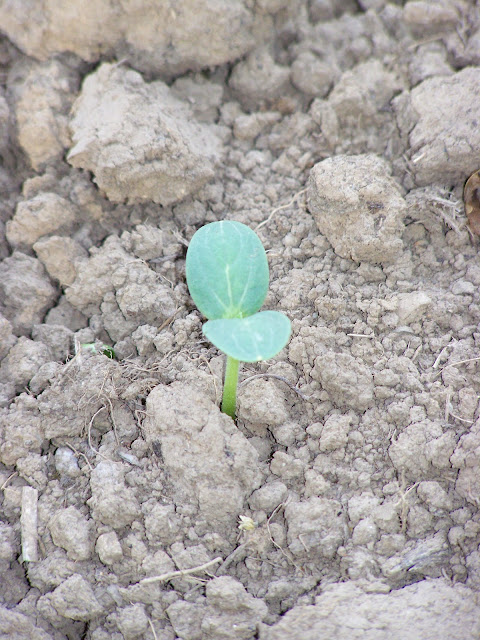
[{"xmin": 221, "ymin": 356, "xmax": 240, "ymax": 419}]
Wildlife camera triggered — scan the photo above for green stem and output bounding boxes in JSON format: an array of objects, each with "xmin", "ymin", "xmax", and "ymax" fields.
[{"xmin": 221, "ymin": 355, "xmax": 240, "ymax": 419}]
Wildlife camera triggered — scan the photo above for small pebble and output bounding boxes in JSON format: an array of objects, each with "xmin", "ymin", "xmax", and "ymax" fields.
[{"xmin": 54, "ymin": 447, "xmax": 81, "ymax": 478}]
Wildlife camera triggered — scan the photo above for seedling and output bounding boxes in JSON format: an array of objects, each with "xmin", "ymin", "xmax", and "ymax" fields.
[
  {"xmin": 186, "ymin": 220, "xmax": 291, "ymax": 419},
  {"xmin": 81, "ymin": 342, "xmax": 116, "ymax": 359}
]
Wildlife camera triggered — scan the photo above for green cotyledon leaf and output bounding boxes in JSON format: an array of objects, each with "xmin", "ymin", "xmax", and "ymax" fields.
[
  {"xmin": 185, "ymin": 220, "xmax": 269, "ymax": 320},
  {"xmin": 203, "ymin": 311, "xmax": 291, "ymax": 363}
]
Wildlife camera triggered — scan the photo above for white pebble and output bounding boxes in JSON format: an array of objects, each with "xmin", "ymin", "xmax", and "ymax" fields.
[{"xmin": 54, "ymin": 447, "xmax": 81, "ymax": 478}]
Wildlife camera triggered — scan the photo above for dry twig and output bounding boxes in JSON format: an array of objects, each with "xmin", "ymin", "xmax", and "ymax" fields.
[{"xmin": 138, "ymin": 557, "xmax": 223, "ymax": 585}]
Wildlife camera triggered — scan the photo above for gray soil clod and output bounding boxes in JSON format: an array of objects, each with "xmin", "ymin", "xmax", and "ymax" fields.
[{"xmin": 1, "ymin": 1, "xmax": 480, "ymax": 639}]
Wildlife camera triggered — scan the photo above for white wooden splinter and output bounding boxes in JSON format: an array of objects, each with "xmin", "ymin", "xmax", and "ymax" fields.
[{"xmin": 21, "ymin": 486, "xmax": 39, "ymax": 563}]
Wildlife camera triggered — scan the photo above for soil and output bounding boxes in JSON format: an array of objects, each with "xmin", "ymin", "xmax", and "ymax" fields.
[{"xmin": 1, "ymin": 1, "xmax": 480, "ymax": 639}]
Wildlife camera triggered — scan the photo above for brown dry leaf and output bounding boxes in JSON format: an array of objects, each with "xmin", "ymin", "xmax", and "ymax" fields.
[{"xmin": 464, "ymin": 169, "xmax": 480, "ymax": 235}]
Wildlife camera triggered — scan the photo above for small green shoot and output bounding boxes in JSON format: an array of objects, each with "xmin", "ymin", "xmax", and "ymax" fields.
[
  {"xmin": 81, "ymin": 342, "xmax": 116, "ymax": 359},
  {"xmin": 186, "ymin": 220, "xmax": 291, "ymax": 419}
]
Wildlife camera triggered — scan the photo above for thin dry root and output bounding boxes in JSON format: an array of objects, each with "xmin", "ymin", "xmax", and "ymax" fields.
[{"xmin": 138, "ymin": 556, "xmax": 223, "ymax": 585}]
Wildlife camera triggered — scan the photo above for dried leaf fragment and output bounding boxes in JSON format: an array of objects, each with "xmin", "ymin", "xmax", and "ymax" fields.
[{"xmin": 464, "ymin": 169, "xmax": 480, "ymax": 235}]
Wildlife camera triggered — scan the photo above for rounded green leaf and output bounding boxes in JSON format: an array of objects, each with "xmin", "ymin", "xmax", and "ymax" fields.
[
  {"xmin": 203, "ymin": 311, "xmax": 291, "ymax": 363},
  {"xmin": 186, "ymin": 220, "xmax": 269, "ymax": 320}
]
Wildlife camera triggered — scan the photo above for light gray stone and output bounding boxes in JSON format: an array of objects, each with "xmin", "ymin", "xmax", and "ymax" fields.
[
  {"xmin": 54, "ymin": 447, "xmax": 81, "ymax": 478},
  {"xmin": 96, "ymin": 531, "xmax": 123, "ymax": 565}
]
